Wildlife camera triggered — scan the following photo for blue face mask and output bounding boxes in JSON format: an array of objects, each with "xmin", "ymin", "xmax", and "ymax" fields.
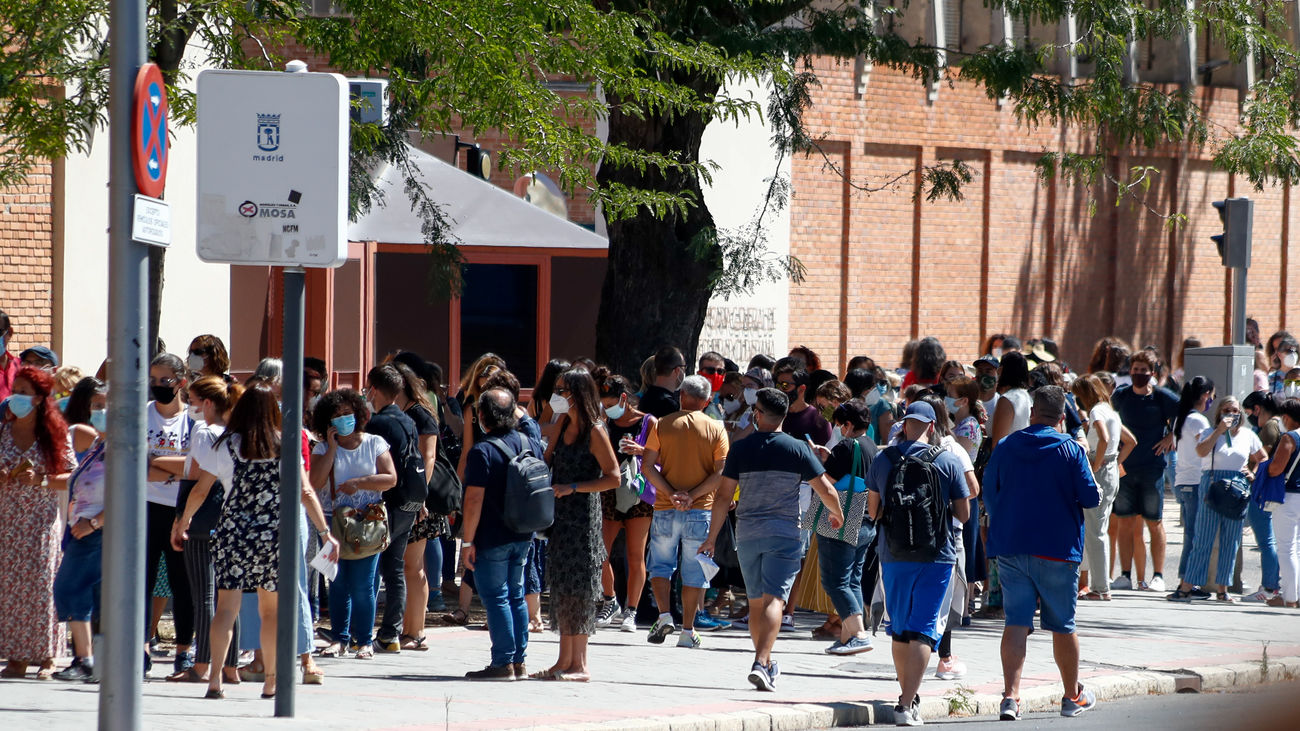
[
  {"xmin": 605, "ymin": 402, "xmax": 625, "ymax": 421},
  {"xmin": 57, "ymin": 396, "xmax": 70, "ymax": 412},
  {"xmin": 944, "ymin": 396, "xmax": 961, "ymax": 415},
  {"xmin": 877, "ymin": 383, "xmax": 888, "ymax": 396},
  {"xmin": 90, "ymin": 409, "xmax": 107, "ymax": 432},
  {"xmin": 6, "ymin": 394, "xmax": 35, "ymax": 419},
  {"xmin": 331, "ymin": 414, "xmax": 356, "ymax": 437}
]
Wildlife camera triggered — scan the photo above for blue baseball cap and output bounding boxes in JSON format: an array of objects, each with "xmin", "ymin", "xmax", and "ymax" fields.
[{"xmin": 902, "ymin": 402, "xmax": 936, "ymax": 424}]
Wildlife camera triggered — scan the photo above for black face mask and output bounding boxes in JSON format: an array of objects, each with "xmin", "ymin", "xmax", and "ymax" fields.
[
  {"xmin": 151, "ymin": 385, "xmax": 178, "ymax": 405},
  {"xmin": 1248, "ymin": 414, "xmax": 1260, "ymax": 429},
  {"xmin": 1130, "ymin": 372, "xmax": 1152, "ymax": 388}
]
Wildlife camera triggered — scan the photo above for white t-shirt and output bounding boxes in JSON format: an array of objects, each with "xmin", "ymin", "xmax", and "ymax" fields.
[
  {"xmin": 1002, "ymin": 388, "xmax": 1032, "ymax": 434},
  {"xmin": 189, "ymin": 422, "xmax": 225, "ymax": 492},
  {"xmin": 981, "ymin": 393, "xmax": 1000, "ymax": 423},
  {"xmin": 940, "ymin": 434, "xmax": 975, "ymax": 473},
  {"xmin": 1174, "ymin": 412, "xmax": 1210, "ymax": 486},
  {"xmin": 1086, "ymin": 402, "xmax": 1123, "ymax": 459},
  {"xmin": 312, "ymin": 433, "xmax": 390, "ymax": 514},
  {"xmin": 1200, "ymin": 426, "xmax": 1263, "ymax": 474},
  {"xmin": 146, "ymin": 402, "xmax": 192, "ymax": 506}
]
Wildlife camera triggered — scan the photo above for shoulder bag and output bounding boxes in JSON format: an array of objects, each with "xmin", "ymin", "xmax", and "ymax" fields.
[
  {"xmin": 330, "ymin": 465, "xmax": 391, "ymax": 560},
  {"xmin": 800, "ymin": 439, "xmax": 869, "ymax": 544},
  {"xmin": 1204, "ymin": 437, "xmax": 1251, "ymax": 521},
  {"xmin": 1253, "ymin": 430, "xmax": 1300, "ymax": 512},
  {"xmin": 614, "ymin": 415, "xmax": 654, "ymax": 512}
]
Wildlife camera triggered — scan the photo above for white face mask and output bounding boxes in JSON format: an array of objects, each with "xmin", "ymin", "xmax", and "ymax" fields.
[
  {"xmin": 186, "ymin": 353, "xmax": 205, "ymax": 372},
  {"xmin": 722, "ymin": 397, "xmax": 742, "ymax": 415},
  {"xmin": 306, "ymin": 395, "xmax": 320, "ymax": 412},
  {"xmin": 187, "ymin": 404, "xmax": 203, "ymax": 421},
  {"xmin": 1284, "ymin": 352, "xmax": 1299, "ymax": 369},
  {"xmin": 992, "ymin": 347, "xmax": 1003, "ymax": 359},
  {"xmin": 863, "ymin": 388, "xmax": 881, "ymax": 407},
  {"xmin": 549, "ymin": 392, "xmax": 570, "ymax": 415},
  {"xmin": 743, "ymin": 388, "xmax": 758, "ymax": 406}
]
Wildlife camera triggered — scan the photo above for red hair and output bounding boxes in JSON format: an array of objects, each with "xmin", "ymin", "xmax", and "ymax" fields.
[{"xmin": 13, "ymin": 366, "xmax": 72, "ymax": 473}]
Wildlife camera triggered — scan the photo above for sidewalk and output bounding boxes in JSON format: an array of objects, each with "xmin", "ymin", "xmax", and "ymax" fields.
[{"xmin": 2, "ymin": 498, "xmax": 1297, "ymax": 729}]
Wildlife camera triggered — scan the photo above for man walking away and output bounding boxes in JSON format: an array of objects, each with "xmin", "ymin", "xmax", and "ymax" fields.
[
  {"xmin": 866, "ymin": 402, "xmax": 970, "ymax": 726},
  {"xmin": 700, "ymin": 388, "xmax": 842, "ymax": 691},
  {"xmin": 983, "ymin": 386, "xmax": 1102, "ymax": 720}
]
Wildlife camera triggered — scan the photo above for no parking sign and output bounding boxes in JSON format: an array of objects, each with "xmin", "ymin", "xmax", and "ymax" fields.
[{"xmin": 132, "ymin": 63, "xmax": 168, "ymax": 198}]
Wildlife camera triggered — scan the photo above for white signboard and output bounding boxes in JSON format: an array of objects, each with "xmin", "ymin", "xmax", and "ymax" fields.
[
  {"xmin": 132, "ymin": 194, "xmax": 171, "ymax": 247},
  {"xmin": 196, "ymin": 69, "xmax": 348, "ymax": 267}
]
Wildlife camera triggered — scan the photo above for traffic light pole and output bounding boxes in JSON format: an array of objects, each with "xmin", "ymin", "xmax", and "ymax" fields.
[
  {"xmin": 1232, "ymin": 265, "xmax": 1248, "ymax": 345},
  {"xmin": 1212, "ymin": 196, "xmax": 1253, "ymax": 346}
]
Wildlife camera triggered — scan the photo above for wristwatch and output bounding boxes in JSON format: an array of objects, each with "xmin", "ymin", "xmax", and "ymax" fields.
[
  {"xmin": 462, "ymin": 541, "xmax": 474, "ymax": 548},
  {"xmin": 89, "ymin": 517, "xmax": 102, "ymax": 531}
]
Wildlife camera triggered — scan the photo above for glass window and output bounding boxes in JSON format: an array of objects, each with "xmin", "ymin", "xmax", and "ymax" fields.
[{"xmin": 460, "ymin": 263, "xmax": 538, "ymax": 387}]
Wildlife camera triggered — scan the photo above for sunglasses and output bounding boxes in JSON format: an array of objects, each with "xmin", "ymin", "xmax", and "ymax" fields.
[
  {"xmin": 699, "ymin": 366, "xmax": 725, "ymax": 375},
  {"xmin": 149, "ymin": 377, "xmax": 178, "ymax": 387},
  {"xmin": 554, "ymin": 387, "xmax": 571, "ymax": 396},
  {"xmin": 776, "ymin": 381, "xmax": 795, "ymax": 389}
]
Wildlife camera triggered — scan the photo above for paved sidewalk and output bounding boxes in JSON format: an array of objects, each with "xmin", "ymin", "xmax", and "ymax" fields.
[{"xmin": 2, "ymin": 498, "xmax": 1298, "ymax": 729}]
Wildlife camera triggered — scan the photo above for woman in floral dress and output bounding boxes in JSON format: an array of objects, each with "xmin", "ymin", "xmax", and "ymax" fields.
[{"xmin": 0, "ymin": 366, "xmax": 76, "ymax": 679}]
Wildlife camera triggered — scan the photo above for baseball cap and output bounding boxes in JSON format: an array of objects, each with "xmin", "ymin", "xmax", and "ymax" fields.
[
  {"xmin": 20, "ymin": 346, "xmax": 59, "ymax": 367},
  {"xmin": 975, "ymin": 354, "xmax": 1000, "ymax": 369},
  {"xmin": 902, "ymin": 402, "xmax": 936, "ymax": 424}
]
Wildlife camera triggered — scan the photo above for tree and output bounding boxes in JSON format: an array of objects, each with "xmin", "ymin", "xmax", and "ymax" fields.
[{"xmin": 4, "ymin": 1, "xmax": 1299, "ymax": 374}]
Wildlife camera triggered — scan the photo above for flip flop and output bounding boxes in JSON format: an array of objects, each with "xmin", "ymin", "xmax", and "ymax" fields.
[
  {"xmin": 443, "ymin": 609, "xmax": 469, "ymax": 626},
  {"xmin": 528, "ymin": 668, "xmax": 564, "ymax": 680},
  {"xmin": 400, "ymin": 634, "xmax": 429, "ymax": 651}
]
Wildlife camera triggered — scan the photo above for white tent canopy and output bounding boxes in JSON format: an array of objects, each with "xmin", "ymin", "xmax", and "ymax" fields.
[{"xmin": 347, "ymin": 145, "xmax": 606, "ymax": 249}]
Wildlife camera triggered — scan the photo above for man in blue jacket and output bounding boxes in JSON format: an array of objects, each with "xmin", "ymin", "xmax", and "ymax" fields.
[{"xmin": 983, "ymin": 386, "xmax": 1102, "ymax": 721}]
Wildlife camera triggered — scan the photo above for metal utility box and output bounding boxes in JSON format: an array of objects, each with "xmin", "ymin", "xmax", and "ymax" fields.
[{"xmin": 1182, "ymin": 345, "xmax": 1256, "ymax": 403}]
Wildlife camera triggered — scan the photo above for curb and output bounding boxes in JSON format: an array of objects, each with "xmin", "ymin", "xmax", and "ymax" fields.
[{"xmin": 507, "ymin": 656, "xmax": 1300, "ymax": 730}]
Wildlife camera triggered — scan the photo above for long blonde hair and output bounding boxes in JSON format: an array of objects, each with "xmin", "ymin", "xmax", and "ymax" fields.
[{"xmin": 459, "ymin": 354, "xmax": 505, "ymax": 404}]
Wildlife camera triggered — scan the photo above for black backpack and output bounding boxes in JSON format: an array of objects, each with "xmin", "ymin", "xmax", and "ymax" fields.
[
  {"xmin": 393, "ymin": 418, "xmax": 429, "ymax": 511},
  {"xmin": 424, "ymin": 437, "xmax": 462, "ymax": 516},
  {"xmin": 882, "ymin": 445, "xmax": 949, "ymax": 561},
  {"xmin": 485, "ymin": 435, "xmax": 554, "ymax": 534}
]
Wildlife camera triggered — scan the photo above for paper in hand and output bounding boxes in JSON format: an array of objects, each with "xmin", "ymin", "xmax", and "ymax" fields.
[
  {"xmin": 310, "ymin": 541, "xmax": 339, "ymax": 581},
  {"xmin": 696, "ymin": 552, "xmax": 720, "ymax": 583}
]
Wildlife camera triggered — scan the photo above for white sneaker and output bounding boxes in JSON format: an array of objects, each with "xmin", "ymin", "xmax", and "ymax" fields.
[
  {"xmin": 1147, "ymin": 575, "xmax": 1166, "ymax": 592},
  {"xmin": 1110, "ymin": 575, "xmax": 1133, "ymax": 590},
  {"xmin": 619, "ymin": 608, "xmax": 637, "ymax": 632},
  {"xmin": 934, "ymin": 656, "xmax": 967, "ymax": 680},
  {"xmin": 676, "ymin": 629, "xmax": 701, "ymax": 648},
  {"xmin": 1242, "ymin": 587, "xmax": 1279, "ymax": 603},
  {"xmin": 779, "ymin": 615, "xmax": 796, "ymax": 632}
]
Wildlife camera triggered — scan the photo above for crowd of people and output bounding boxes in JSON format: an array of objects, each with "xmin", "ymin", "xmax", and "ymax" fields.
[{"xmin": 1, "ymin": 304, "xmax": 1299, "ymax": 725}]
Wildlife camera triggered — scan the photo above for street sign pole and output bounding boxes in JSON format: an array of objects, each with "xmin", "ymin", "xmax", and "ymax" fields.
[
  {"xmin": 102, "ymin": 0, "xmax": 148, "ymax": 728},
  {"xmin": 275, "ymin": 266, "xmax": 305, "ymax": 716}
]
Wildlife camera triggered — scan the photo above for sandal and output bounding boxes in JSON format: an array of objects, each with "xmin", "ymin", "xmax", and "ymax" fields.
[
  {"xmin": 1217, "ymin": 592, "xmax": 1237, "ymax": 603},
  {"xmin": 316, "ymin": 642, "xmax": 344, "ymax": 658},
  {"xmin": 261, "ymin": 674, "xmax": 276, "ymax": 699},
  {"xmin": 556, "ymin": 671, "xmax": 590, "ymax": 682},
  {"xmin": 354, "ymin": 645, "xmax": 374, "ymax": 660},
  {"xmin": 443, "ymin": 609, "xmax": 469, "ymax": 626},
  {"xmin": 529, "ymin": 619, "xmax": 545, "ymax": 633},
  {"xmin": 400, "ymin": 634, "xmax": 429, "ymax": 651},
  {"xmin": 165, "ymin": 667, "xmax": 205, "ymax": 683},
  {"xmin": 301, "ymin": 663, "xmax": 324, "ymax": 685},
  {"xmin": 204, "ymin": 688, "xmax": 225, "ymax": 699},
  {"xmin": 1080, "ymin": 591, "xmax": 1111, "ymax": 601},
  {"xmin": 36, "ymin": 665, "xmax": 55, "ymax": 681},
  {"xmin": 529, "ymin": 668, "xmax": 564, "ymax": 680}
]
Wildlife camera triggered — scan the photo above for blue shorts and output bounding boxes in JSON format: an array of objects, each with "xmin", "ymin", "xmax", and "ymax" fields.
[
  {"xmin": 881, "ymin": 561, "xmax": 953, "ymax": 649},
  {"xmin": 998, "ymin": 554, "xmax": 1080, "ymax": 634},
  {"xmin": 736, "ymin": 535, "xmax": 803, "ymax": 602},
  {"xmin": 648, "ymin": 509, "xmax": 711, "ymax": 589}
]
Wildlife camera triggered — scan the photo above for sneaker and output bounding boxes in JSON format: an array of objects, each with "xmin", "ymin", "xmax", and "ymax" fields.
[
  {"xmin": 647, "ymin": 616, "xmax": 676, "ymax": 644},
  {"xmin": 595, "ymin": 597, "xmax": 620, "ymax": 628},
  {"xmin": 1137, "ymin": 580, "xmax": 1150, "ymax": 591},
  {"xmin": 52, "ymin": 658, "xmax": 93, "ymax": 682},
  {"xmin": 465, "ymin": 664, "xmax": 515, "ymax": 681},
  {"xmin": 747, "ymin": 661, "xmax": 775, "ymax": 691},
  {"xmin": 1110, "ymin": 575, "xmax": 1133, "ymax": 590},
  {"xmin": 694, "ymin": 610, "xmax": 731, "ymax": 631},
  {"xmin": 730, "ymin": 615, "xmax": 749, "ymax": 631},
  {"xmin": 427, "ymin": 594, "xmax": 448, "ymax": 612},
  {"xmin": 1166, "ymin": 589, "xmax": 1194, "ymax": 603},
  {"xmin": 1148, "ymin": 575, "xmax": 1166, "ymax": 592},
  {"xmin": 511, "ymin": 662, "xmax": 526, "ymax": 679},
  {"xmin": 935, "ymin": 655, "xmax": 967, "ymax": 680},
  {"xmin": 767, "ymin": 660, "xmax": 780, "ymax": 684},
  {"xmin": 143, "ymin": 652, "xmax": 152, "ymax": 678},
  {"xmin": 1242, "ymin": 587, "xmax": 1280, "ymax": 603},
  {"xmin": 1060, "ymin": 684, "xmax": 1096, "ymax": 717},
  {"xmin": 374, "ymin": 637, "xmax": 401, "ymax": 654},
  {"xmin": 826, "ymin": 635, "xmax": 874, "ymax": 655},
  {"xmin": 999, "ymin": 695, "xmax": 1020, "ymax": 721},
  {"xmin": 895, "ymin": 694, "xmax": 923, "ymax": 726},
  {"xmin": 676, "ymin": 629, "xmax": 702, "ymax": 648},
  {"xmin": 619, "ymin": 608, "xmax": 638, "ymax": 633},
  {"xmin": 779, "ymin": 615, "xmax": 796, "ymax": 632},
  {"xmin": 1188, "ymin": 587, "xmax": 1212, "ymax": 600},
  {"xmin": 172, "ymin": 650, "xmax": 194, "ymax": 676}
]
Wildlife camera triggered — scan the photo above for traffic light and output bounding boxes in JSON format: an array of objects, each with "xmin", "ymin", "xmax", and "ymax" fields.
[{"xmin": 1211, "ymin": 197, "xmax": 1253, "ymax": 268}]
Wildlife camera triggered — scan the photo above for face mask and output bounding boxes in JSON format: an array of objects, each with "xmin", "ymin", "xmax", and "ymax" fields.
[
  {"xmin": 702, "ymin": 372, "xmax": 725, "ymax": 393},
  {"xmin": 864, "ymin": 388, "xmax": 881, "ymax": 407},
  {"xmin": 186, "ymin": 353, "xmax": 205, "ymax": 372},
  {"xmin": 674, "ymin": 371, "xmax": 686, "ymax": 390},
  {"xmin": 1248, "ymin": 414, "xmax": 1260, "ymax": 429},
  {"xmin": 743, "ymin": 388, "xmax": 758, "ymax": 406},
  {"xmin": 549, "ymin": 392, "xmax": 570, "ymax": 415},
  {"xmin": 331, "ymin": 414, "xmax": 356, "ymax": 436},
  {"xmin": 978, "ymin": 374, "xmax": 997, "ymax": 391},
  {"xmin": 151, "ymin": 385, "xmax": 177, "ymax": 404},
  {"xmin": 605, "ymin": 401, "xmax": 625, "ymax": 421},
  {"xmin": 1130, "ymin": 372, "xmax": 1152, "ymax": 388},
  {"xmin": 721, "ymin": 397, "xmax": 742, "ymax": 415},
  {"xmin": 1284, "ymin": 352, "xmax": 1299, "ymax": 369},
  {"xmin": 992, "ymin": 347, "xmax": 1003, "ymax": 359},
  {"xmin": 6, "ymin": 394, "xmax": 35, "ymax": 419},
  {"xmin": 188, "ymin": 404, "xmax": 203, "ymax": 421},
  {"xmin": 819, "ymin": 406, "xmax": 834, "ymax": 421},
  {"xmin": 57, "ymin": 396, "xmax": 70, "ymax": 412},
  {"xmin": 90, "ymin": 409, "xmax": 107, "ymax": 432},
  {"xmin": 306, "ymin": 395, "xmax": 320, "ymax": 413},
  {"xmin": 944, "ymin": 396, "xmax": 962, "ymax": 414}
]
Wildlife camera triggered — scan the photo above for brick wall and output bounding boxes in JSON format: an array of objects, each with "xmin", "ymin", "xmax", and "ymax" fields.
[
  {"xmin": 0, "ymin": 159, "xmax": 55, "ymax": 352},
  {"xmin": 791, "ymin": 61, "xmax": 1298, "ymax": 372}
]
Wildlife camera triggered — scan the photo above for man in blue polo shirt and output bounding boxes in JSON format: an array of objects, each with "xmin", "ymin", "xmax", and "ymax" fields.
[
  {"xmin": 983, "ymin": 386, "xmax": 1101, "ymax": 720},
  {"xmin": 867, "ymin": 402, "xmax": 970, "ymax": 726}
]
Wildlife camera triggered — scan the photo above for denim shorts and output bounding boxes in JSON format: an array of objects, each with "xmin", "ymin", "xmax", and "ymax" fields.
[
  {"xmin": 881, "ymin": 561, "xmax": 953, "ymax": 649},
  {"xmin": 998, "ymin": 554, "xmax": 1080, "ymax": 634},
  {"xmin": 54, "ymin": 530, "xmax": 103, "ymax": 622},
  {"xmin": 736, "ymin": 535, "xmax": 804, "ymax": 602},
  {"xmin": 648, "ymin": 509, "xmax": 711, "ymax": 589},
  {"xmin": 1113, "ymin": 464, "xmax": 1165, "ymax": 520}
]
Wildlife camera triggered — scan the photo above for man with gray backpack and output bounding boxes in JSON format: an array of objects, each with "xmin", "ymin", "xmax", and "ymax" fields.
[{"xmin": 867, "ymin": 402, "xmax": 971, "ymax": 726}]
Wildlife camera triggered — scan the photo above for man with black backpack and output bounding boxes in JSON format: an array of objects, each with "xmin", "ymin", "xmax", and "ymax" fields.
[
  {"xmin": 364, "ymin": 365, "xmax": 428, "ymax": 653},
  {"xmin": 866, "ymin": 402, "xmax": 971, "ymax": 727},
  {"xmin": 982, "ymin": 386, "xmax": 1101, "ymax": 721}
]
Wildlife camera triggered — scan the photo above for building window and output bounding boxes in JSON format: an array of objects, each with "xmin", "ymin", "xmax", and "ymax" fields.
[{"xmin": 460, "ymin": 263, "xmax": 538, "ymax": 387}]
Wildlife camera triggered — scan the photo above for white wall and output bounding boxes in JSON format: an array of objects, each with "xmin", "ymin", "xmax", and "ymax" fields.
[
  {"xmin": 60, "ymin": 63, "xmax": 231, "ymax": 371},
  {"xmin": 697, "ymin": 76, "xmax": 791, "ymax": 364}
]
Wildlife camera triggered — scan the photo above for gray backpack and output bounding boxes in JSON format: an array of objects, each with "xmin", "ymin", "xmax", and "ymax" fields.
[{"xmin": 485, "ymin": 435, "xmax": 554, "ymax": 533}]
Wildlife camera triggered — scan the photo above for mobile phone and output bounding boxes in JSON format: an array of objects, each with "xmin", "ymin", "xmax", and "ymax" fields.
[{"xmin": 9, "ymin": 458, "xmax": 34, "ymax": 479}]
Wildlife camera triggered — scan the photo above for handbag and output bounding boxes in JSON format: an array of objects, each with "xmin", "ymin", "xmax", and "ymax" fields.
[
  {"xmin": 1204, "ymin": 440, "xmax": 1251, "ymax": 521},
  {"xmin": 614, "ymin": 415, "xmax": 655, "ymax": 511},
  {"xmin": 1253, "ymin": 431, "xmax": 1300, "ymax": 512},
  {"xmin": 425, "ymin": 440, "xmax": 463, "ymax": 516},
  {"xmin": 713, "ymin": 514, "xmax": 740, "ymax": 570},
  {"xmin": 330, "ymin": 467, "xmax": 391, "ymax": 560},
  {"xmin": 800, "ymin": 439, "xmax": 869, "ymax": 544}
]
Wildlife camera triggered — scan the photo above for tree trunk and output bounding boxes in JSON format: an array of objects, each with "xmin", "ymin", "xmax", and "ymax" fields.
[{"xmin": 594, "ymin": 84, "xmax": 722, "ymax": 379}]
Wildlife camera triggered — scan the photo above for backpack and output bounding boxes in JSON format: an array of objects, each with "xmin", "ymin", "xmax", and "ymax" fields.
[
  {"xmin": 485, "ymin": 434, "xmax": 554, "ymax": 534},
  {"xmin": 881, "ymin": 445, "xmax": 949, "ymax": 561},
  {"xmin": 424, "ymin": 437, "xmax": 462, "ymax": 516},
  {"xmin": 393, "ymin": 418, "xmax": 429, "ymax": 511}
]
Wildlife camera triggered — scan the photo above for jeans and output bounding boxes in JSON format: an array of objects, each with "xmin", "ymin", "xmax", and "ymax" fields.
[
  {"xmin": 816, "ymin": 523, "xmax": 876, "ymax": 618},
  {"xmin": 475, "ymin": 540, "xmax": 531, "ymax": 667},
  {"xmin": 54, "ymin": 530, "xmax": 103, "ymax": 622},
  {"xmin": 1082, "ymin": 458, "xmax": 1120, "ymax": 593},
  {"xmin": 1273, "ymin": 497, "xmax": 1300, "ymax": 602},
  {"xmin": 525, "ymin": 537, "xmax": 547, "ymax": 594},
  {"xmin": 1183, "ymin": 472, "xmax": 1246, "ymax": 588},
  {"xmin": 330, "ymin": 554, "xmax": 381, "ymax": 646},
  {"xmin": 648, "ymin": 509, "xmax": 711, "ymax": 588},
  {"xmin": 425, "ymin": 536, "xmax": 443, "ymax": 589},
  {"xmin": 1247, "ymin": 500, "xmax": 1280, "ymax": 590},
  {"xmin": 375, "ymin": 507, "xmax": 417, "ymax": 642},
  {"xmin": 1176, "ymin": 483, "xmax": 1200, "ymax": 580}
]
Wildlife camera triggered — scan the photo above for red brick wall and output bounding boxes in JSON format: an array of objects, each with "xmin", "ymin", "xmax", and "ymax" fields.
[
  {"xmin": 791, "ymin": 61, "xmax": 1298, "ymax": 371},
  {"xmin": 0, "ymin": 159, "xmax": 55, "ymax": 352}
]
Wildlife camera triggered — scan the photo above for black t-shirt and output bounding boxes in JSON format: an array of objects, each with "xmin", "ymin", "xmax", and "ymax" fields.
[
  {"xmin": 405, "ymin": 403, "xmax": 439, "ymax": 437},
  {"xmin": 1112, "ymin": 385, "xmax": 1179, "ymax": 470},
  {"xmin": 464, "ymin": 429, "xmax": 544, "ymax": 550},
  {"xmin": 639, "ymin": 386, "xmax": 680, "ymax": 419},
  {"xmin": 824, "ymin": 435, "xmax": 878, "ymax": 483},
  {"xmin": 608, "ymin": 414, "xmax": 653, "ymax": 465},
  {"xmin": 780, "ymin": 405, "xmax": 833, "ymax": 446},
  {"xmin": 365, "ymin": 403, "xmax": 420, "ymax": 508}
]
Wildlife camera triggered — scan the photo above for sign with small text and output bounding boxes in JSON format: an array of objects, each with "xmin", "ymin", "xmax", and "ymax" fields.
[{"xmin": 131, "ymin": 194, "xmax": 171, "ymax": 247}]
